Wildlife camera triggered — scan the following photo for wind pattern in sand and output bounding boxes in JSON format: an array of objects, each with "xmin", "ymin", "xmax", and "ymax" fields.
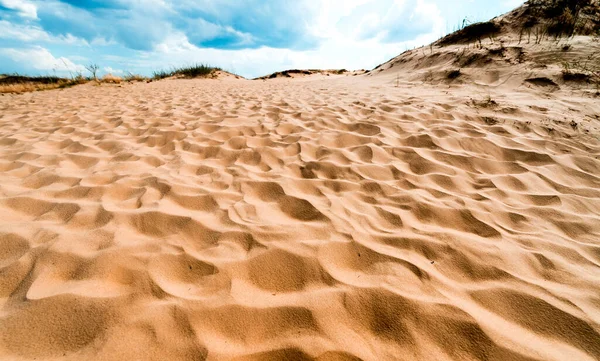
[{"xmin": 1, "ymin": 74, "xmax": 599, "ymax": 361}]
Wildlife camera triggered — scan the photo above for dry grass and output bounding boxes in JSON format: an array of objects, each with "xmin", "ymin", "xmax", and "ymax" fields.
[
  {"xmin": 436, "ymin": 21, "xmax": 502, "ymax": 46},
  {"xmin": 100, "ymin": 74, "xmax": 123, "ymax": 84},
  {"xmin": 522, "ymin": 0, "xmax": 600, "ymax": 40},
  {"xmin": 0, "ymin": 71, "xmax": 149, "ymax": 94},
  {"xmin": 561, "ymin": 52, "xmax": 600, "ymax": 87},
  {"xmin": 123, "ymin": 72, "xmax": 148, "ymax": 82},
  {"xmin": 0, "ymin": 75, "xmax": 88, "ymax": 94}
]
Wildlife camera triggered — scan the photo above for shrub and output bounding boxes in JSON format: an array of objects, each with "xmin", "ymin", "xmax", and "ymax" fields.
[{"xmin": 85, "ymin": 64, "xmax": 100, "ymax": 80}]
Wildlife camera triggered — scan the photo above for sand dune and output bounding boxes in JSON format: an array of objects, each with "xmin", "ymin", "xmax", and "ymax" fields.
[
  {"xmin": 2, "ymin": 2, "xmax": 600, "ymax": 354},
  {"xmin": 0, "ymin": 71, "xmax": 598, "ymax": 360}
]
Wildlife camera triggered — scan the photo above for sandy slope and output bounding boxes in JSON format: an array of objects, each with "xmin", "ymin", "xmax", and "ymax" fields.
[{"xmin": 0, "ymin": 73, "xmax": 599, "ymax": 361}]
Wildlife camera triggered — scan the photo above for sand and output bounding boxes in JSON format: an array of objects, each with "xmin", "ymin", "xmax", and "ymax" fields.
[{"xmin": 0, "ymin": 65, "xmax": 599, "ymax": 361}]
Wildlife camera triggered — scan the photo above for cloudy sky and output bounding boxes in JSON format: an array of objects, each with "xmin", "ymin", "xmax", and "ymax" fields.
[{"xmin": 0, "ymin": 0, "xmax": 524, "ymax": 79}]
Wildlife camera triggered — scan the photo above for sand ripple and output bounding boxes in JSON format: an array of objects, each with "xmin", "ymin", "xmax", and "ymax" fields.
[{"xmin": 0, "ymin": 78, "xmax": 599, "ymax": 360}]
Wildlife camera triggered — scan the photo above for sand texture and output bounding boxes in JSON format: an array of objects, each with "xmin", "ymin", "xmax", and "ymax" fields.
[{"xmin": 0, "ymin": 69, "xmax": 599, "ymax": 361}]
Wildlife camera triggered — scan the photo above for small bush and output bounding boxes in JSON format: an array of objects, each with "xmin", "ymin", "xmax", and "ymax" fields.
[{"xmin": 85, "ymin": 64, "xmax": 100, "ymax": 80}]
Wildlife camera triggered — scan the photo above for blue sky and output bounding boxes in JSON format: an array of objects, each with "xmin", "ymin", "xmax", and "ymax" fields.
[{"xmin": 0, "ymin": 0, "xmax": 524, "ymax": 79}]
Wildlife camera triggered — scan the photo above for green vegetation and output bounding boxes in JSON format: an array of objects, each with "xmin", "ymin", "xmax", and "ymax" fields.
[{"xmin": 152, "ymin": 64, "xmax": 221, "ymax": 80}]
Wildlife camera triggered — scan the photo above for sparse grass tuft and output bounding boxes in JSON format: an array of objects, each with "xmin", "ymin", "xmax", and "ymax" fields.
[
  {"xmin": 123, "ymin": 72, "xmax": 147, "ymax": 82},
  {"xmin": 153, "ymin": 64, "xmax": 221, "ymax": 80},
  {"xmin": 152, "ymin": 69, "xmax": 172, "ymax": 80},
  {"xmin": 437, "ymin": 21, "xmax": 501, "ymax": 46},
  {"xmin": 561, "ymin": 53, "xmax": 599, "ymax": 85}
]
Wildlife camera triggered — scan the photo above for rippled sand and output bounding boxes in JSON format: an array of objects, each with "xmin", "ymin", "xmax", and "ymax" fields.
[{"xmin": 0, "ymin": 75, "xmax": 599, "ymax": 361}]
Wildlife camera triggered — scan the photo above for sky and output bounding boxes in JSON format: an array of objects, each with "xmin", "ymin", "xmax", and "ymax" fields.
[{"xmin": 0, "ymin": 0, "xmax": 525, "ymax": 79}]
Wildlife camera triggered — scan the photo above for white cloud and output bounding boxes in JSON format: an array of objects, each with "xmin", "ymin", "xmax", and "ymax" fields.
[
  {"xmin": 138, "ymin": 23, "xmax": 439, "ymax": 79},
  {"xmin": 0, "ymin": 0, "xmax": 521, "ymax": 78},
  {"xmin": 153, "ymin": 32, "xmax": 196, "ymax": 53},
  {"xmin": 0, "ymin": 46, "xmax": 86, "ymax": 74},
  {"xmin": 59, "ymin": 33, "xmax": 88, "ymax": 45},
  {"xmin": 91, "ymin": 37, "xmax": 118, "ymax": 47},
  {"xmin": 102, "ymin": 0, "xmax": 446, "ymax": 79},
  {"xmin": 0, "ymin": 20, "xmax": 48, "ymax": 42},
  {"xmin": 149, "ymin": 0, "xmax": 444, "ymax": 77},
  {"xmin": 0, "ymin": 20, "xmax": 89, "ymax": 45},
  {"xmin": 0, "ymin": 0, "xmax": 37, "ymax": 19},
  {"xmin": 126, "ymin": 0, "xmax": 441, "ymax": 78},
  {"xmin": 69, "ymin": 55, "xmax": 90, "ymax": 62},
  {"xmin": 333, "ymin": 0, "xmax": 445, "ymax": 43},
  {"xmin": 103, "ymin": 66, "xmax": 123, "ymax": 74}
]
